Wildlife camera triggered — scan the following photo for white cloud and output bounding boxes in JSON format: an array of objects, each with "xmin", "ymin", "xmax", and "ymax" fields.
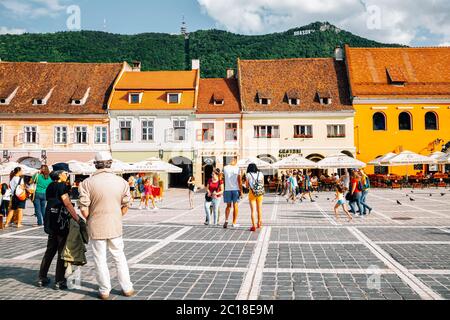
[
  {"xmin": 197, "ymin": 0, "xmax": 450, "ymax": 45},
  {"xmin": 0, "ymin": 0, "xmax": 67, "ymax": 18},
  {"xmin": 0, "ymin": 26, "xmax": 26, "ymax": 34}
]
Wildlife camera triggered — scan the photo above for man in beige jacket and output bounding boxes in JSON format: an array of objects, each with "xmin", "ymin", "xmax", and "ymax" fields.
[{"xmin": 79, "ymin": 152, "xmax": 134, "ymax": 300}]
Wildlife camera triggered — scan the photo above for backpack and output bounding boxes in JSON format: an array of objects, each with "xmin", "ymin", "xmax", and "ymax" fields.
[{"xmin": 249, "ymin": 173, "xmax": 265, "ymax": 197}]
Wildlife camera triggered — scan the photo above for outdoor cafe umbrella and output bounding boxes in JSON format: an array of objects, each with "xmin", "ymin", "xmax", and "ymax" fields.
[
  {"xmin": 437, "ymin": 152, "xmax": 450, "ymax": 164},
  {"xmin": 87, "ymin": 159, "xmax": 136, "ymax": 174},
  {"xmin": 272, "ymin": 154, "xmax": 318, "ymax": 169},
  {"xmin": 429, "ymin": 151, "xmax": 446, "ymax": 161},
  {"xmin": 132, "ymin": 157, "xmax": 182, "ymax": 173},
  {"xmin": 64, "ymin": 160, "xmax": 96, "ymax": 175},
  {"xmin": 381, "ymin": 150, "xmax": 436, "ymax": 166},
  {"xmin": 368, "ymin": 152, "xmax": 397, "ymax": 166},
  {"xmin": 317, "ymin": 153, "xmax": 366, "ymax": 169},
  {"xmin": 0, "ymin": 162, "xmax": 39, "ymax": 176},
  {"xmin": 237, "ymin": 157, "xmax": 273, "ymax": 170}
]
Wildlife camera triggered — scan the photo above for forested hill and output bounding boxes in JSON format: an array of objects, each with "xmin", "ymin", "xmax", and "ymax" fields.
[{"xmin": 0, "ymin": 22, "xmax": 402, "ymax": 78}]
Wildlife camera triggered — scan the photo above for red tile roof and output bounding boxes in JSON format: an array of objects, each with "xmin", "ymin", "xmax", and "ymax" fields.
[
  {"xmin": 345, "ymin": 45, "xmax": 450, "ymax": 98},
  {"xmin": 238, "ymin": 58, "xmax": 353, "ymax": 112},
  {"xmin": 197, "ymin": 78, "xmax": 241, "ymax": 114},
  {"xmin": 0, "ymin": 62, "xmax": 124, "ymax": 114}
]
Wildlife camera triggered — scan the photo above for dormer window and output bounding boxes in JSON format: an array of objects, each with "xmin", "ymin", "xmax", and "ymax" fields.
[
  {"xmin": 317, "ymin": 90, "xmax": 332, "ymax": 105},
  {"xmin": 0, "ymin": 85, "xmax": 19, "ymax": 105},
  {"xmin": 257, "ymin": 90, "xmax": 272, "ymax": 106},
  {"xmin": 213, "ymin": 92, "xmax": 224, "ymax": 106},
  {"xmin": 33, "ymin": 87, "xmax": 55, "ymax": 106},
  {"xmin": 71, "ymin": 87, "xmax": 90, "ymax": 106},
  {"xmin": 286, "ymin": 89, "xmax": 301, "ymax": 106},
  {"xmin": 167, "ymin": 93, "xmax": 181, "ymax": 104},
  {"xmin": 129, "ymin": 92, "xmax": 143, "ymax": 104},
  {"xmin": 387, "ymin": 66, "xmax": 407, "ymax": 86}
]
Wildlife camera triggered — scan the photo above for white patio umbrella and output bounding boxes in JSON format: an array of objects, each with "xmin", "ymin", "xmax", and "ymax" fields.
[
  {"xmin": 64, "ymin": 160, "xmax": 96, "ymax": 175},
  {"xmin": 87, "ymin": 159, "xmax": 136, "ymax": 174},
  {"xmin": 237, "ymin": 157, "xmax": 273, "ymax": 170},
  {"xmin": 132, "ymin": 157, "xmax": 182, "ymax": 173},
  {"xmin": 272, "ymin": 154, "xmax": 318, "ymax": 169},
  {"xmin": 368, "ymin": 152, "xmax": 397, "ymax": 166},
  {"xmin": 429, "ymin": 151, "xmax": 446, "ymax": 161},
  {"xmin": 437, "ymin": 152, "xmax": 450, "ymax": 164},
  {"xmin": 381, "ymin": 150, "xmax": 436, "ymax": 166},
  {"xmin": 317, "ymin": 153, "xmax": 366, "ymax": 169},
  {"xmin": 0, "ymin": 162, "xmax": 39, "ymax": 176}
]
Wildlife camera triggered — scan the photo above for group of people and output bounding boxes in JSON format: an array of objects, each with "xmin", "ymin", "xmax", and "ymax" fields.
[
  {"xmin": 0, "ymin": 152, "xmax": 135, "ymax": 300},
  {"xmin": 333, "ymin": 169, "xmax": 373, "ymax": 222},
  {"xmin": 277, "ymin": 170, "xmax": 316, "ymax": 204},
  {"xmin": 128, "ymin": 174, "xmax": 163, "ymax": 211},
  {"xmin": 200, "ymin": 157, "xmax": 265, "ymax": 232}
]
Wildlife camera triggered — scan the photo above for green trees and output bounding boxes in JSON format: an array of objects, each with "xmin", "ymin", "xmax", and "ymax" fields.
[{"xmin": 0, "ymin": 22, "xmax": 401, "ymax": 78}]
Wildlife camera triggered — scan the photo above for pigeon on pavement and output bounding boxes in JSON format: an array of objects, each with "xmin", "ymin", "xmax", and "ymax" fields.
[{"xmin": 397, "ymin": 200, "xmax": 402, "ymax": 205}]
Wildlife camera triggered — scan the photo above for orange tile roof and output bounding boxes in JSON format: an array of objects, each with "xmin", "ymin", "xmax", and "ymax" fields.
[
  {"xmin": 197, "ymin": 78, "xmax": 241, "ymax": 114},
  {"xmin": 345, "ymin": 45, "xmax": 450, "ymax": 98},
  {"xmin": 0, "ymin": 62, "xmax": 123, "ymax": 114},
  {"xmin": 116, "ymin": 70, "xmax": 198, "ymax": 90},
  {"xmin": 238, "ymin": 58, "xmax": 353, "ymax": 112}
]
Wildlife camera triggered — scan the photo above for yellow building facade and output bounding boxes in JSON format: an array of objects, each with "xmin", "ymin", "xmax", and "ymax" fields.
[{"xmin": 346, "ymin": 46, "xmax": 450, "ymax": 175}]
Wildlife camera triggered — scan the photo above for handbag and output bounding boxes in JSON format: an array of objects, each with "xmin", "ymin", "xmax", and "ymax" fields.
[
  {"xmin": 345, "ymin": 192, "xmax": 353, "ymax": 201},
  {"xmin": 250, "ymin": 173, "xmax": 265, "ymax": 197},
  {"xmin": 15, "ymin": 178, "xmax": 27, "ymax": 201}
]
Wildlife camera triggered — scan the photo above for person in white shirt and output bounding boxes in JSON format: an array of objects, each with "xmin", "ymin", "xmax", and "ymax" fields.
[
  {"xmin": 222, "ymin": 157, "xmax": 243, "ymax": 229},
  {"xmin": 1, "ymin": 183, "xmax": 12, "ymax": 217},
  {"xmin": 246, "ymin": 163, "xmax": 265, "ymax": 232},
  {"xmin": 4, "ymin": 167, "xmax": 26, "ymax": 228}
]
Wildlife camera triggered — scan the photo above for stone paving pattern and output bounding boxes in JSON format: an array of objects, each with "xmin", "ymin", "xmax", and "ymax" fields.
[{"xmin": 0, "ymin": 188, "xmax": 449, "ymax": 300}]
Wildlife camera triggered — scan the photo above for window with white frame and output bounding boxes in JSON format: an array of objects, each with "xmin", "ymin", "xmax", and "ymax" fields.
[
  {"xmin": 54, "ymin": 126, "xmax": 68, "ymax": 144},
  {"xmin": 202, "ymin": 123, "xmax": 215, "ymax": 142},
  {"xmin": 327, "ymin": 125, "xmax": 346, "ymax": 138},
  {"xmin": 168, "ymin": 93, "xmax": 181, "ymax": 104},
  {"xmin": 254, "ymin": 125, "xmax": 279, "ymax": 138},
  {"xmin": 24, "ymin": 126, "xmax": 38, "ymax": 144},
  {"xmin": 225, "ymin": 123, "xmax": 238, "ymax": 141},
  {"xmin": 75, "ymin": 126, "xmax": 88, "ymax": 144},
  {"xmin": 129, "ymin": 93, "xmax": 142, "ymax": 104},
  {"xmin": 173, "ymin": 119, "xmax": 186, "ymax": 141},
  {"xmin": 94, "ymin": 126, "xmax": 108, "ymax": 144},
  {"xmin": 119, "ymin": 120, "xmax": 132, "ymax": 142},
  {"xmin": 294, "ymin": 125, "xmax": 313, "ymax": 138},
  {"xmin": 141, "ymin": 120, "xmax": 154, "ymax": 141}
]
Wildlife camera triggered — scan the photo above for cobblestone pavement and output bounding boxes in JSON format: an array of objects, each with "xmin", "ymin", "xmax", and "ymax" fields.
[{"xmin": 0, "ymin": 188, "xmax": 449, "ymax": 300}]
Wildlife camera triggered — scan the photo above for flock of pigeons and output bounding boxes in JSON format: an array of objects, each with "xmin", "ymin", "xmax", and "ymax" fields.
[{"xmin": 396, "ymin": 191, "xmax": 447, "ymax": 205}]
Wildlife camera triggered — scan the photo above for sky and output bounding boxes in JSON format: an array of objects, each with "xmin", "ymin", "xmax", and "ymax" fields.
[{"xmin": 0, "ymin": 0, "xmax": 449, "ymax": 46}]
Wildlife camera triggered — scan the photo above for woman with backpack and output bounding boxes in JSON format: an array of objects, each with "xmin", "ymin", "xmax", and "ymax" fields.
[
  {"xmin": 246, "ymin": 163, "xmax": 265, "ymax": 232},
  {"xmin": 4, "ymin": 167, "xmax": 27, "ymax": 229},
  {"xmin": 38, "ymin": 168, "xmax": 80, "ymax": 290},
  {"xmin": 204, "ymin": 168, "xmax": 224, "ymax": 226}
]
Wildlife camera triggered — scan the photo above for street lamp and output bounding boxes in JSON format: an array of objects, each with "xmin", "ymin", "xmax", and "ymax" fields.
[
  {"xmin": 2, "ymin": 150, "xmax": 10, "ymax": 163},
  {"xmin": 159, "ymin": 149, "xmax": 164, "ymax": 160},
  {"xmin": 41, "ymin": 150, "xmax": 47, "ymax": 164}
]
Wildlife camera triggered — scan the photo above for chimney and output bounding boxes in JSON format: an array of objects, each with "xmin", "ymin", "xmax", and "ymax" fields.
[
  {"xmin": 334, "ymin": 46, "xmax": 344, "ymax": 61},
  {"xmin": 192, "ymin": 59, "xmax": 200, "ymax": 70},
  {"xmin": 226, "ymin": 69, "xmax": 235, "ymax": 79},
  {"xmin": 132, "ymin": 61, "xmax": 142, "ymax": 72}
]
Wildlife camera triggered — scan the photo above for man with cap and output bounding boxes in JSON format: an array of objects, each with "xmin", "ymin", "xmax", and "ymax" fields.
[{"xmin": 78, "ymin": 152, "xmax": 134, "ymax": 300}]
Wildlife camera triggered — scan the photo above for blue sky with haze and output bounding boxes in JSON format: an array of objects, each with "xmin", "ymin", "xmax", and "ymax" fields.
[{"xmin": 0, "ymin": 0, "xmax": 449, "ymax": 46}]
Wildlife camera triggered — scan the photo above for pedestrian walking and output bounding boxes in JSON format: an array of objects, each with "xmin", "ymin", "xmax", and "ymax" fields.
[
  {"xmin": 359, "ymin": 169, "xmax": 373, "ymax": 215},
  {"xmin": 223, "ymin": 157, "xmax": 242, "ymax": 229},
  {"xmin": 128, "ymin": 175, "xmax": 136, "ymax": 200},
  {"xmin": 187, "ymin": 175, "xmax": 196, "ymax": 210},
  {"xmin": 1, "ymin": 183, "xmax": 11, "ymax": 218},
  {"xmin": 144, "ymin": 178, "xmax": 158, "ymax": 210},
  {"xmin": 300, "ymin": 171, "xmax": 315, "ymax": 202},
  {"xmin": 37, "ymin": 165, "xmax": 81, "ymax": 289},
  {"xmin": 204, "ymin": 168, "xmax": 224, "ymax": 226},
  {"xmin": 78, "ymin": 152, "xmax": 134, "ymax": 300},
  {"xmin": 32, "ymin": 165, "xmax": 52, "ymax": 227},
  {"xmin": 4, "ymin": 167, "xmax": 27, "ymax": 229},
  {"xmin": 246, "ymin": 164, "xmax": 265, "ymax": 232},
  {"xmin": 287, "ymin": 171, "xmax": 298, "ymax": 203},
  {"xmin": 349, "ymin": 171, "xmax": 364, "ymax": 217},
  {"xmin": 333, "ymin": 185, "xmax": 353, "ymax": 222}
]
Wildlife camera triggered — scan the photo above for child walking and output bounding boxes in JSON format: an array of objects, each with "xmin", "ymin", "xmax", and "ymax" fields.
[{"xmin": 334, "ymin": 185, "xmax": 353, "ymax": 222}]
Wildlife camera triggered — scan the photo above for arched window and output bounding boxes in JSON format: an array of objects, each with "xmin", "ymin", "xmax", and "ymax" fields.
[
  {"xmin": 373, "ymin": 112, "xmax": 387, "ymax": 131},
  {"xmin": 399, "ymin": 112, "xmax": 412, "ymax": 131},
  {"xmin": 425, "ymin": 112, "xmax": 438, "ymax": 130}
]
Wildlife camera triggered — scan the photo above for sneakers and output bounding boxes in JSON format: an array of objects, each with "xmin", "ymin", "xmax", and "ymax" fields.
[
  {"xmin": 54, "ymin": 282, "xmax": 68, "ymax": 291},
  {"xmin": 223, "ymin": 222, "xmax": 228, "ymax": 229},
  {"xmin": 153, "ymin": 206, "xmax": 159, "ymax": 211},
  {"xmin": 232, "ymin": 224, "xmax": 240, "ymax": 228}
]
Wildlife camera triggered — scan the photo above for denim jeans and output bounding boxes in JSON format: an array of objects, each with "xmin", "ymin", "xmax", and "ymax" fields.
[
  {"xmin": 349, "ymin": 192, "xmax": 364, "ymax": 216},
  {"xmin": 361, "ymin": 190, "xmax": 372, "ymax": 214},
  {"xmin": 33, "ymin": 192, "xmax": 47, "ymax": 226},
  {"xmin": 204, "ymin": 197, "xmax": 222, "ymax": 225}
]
